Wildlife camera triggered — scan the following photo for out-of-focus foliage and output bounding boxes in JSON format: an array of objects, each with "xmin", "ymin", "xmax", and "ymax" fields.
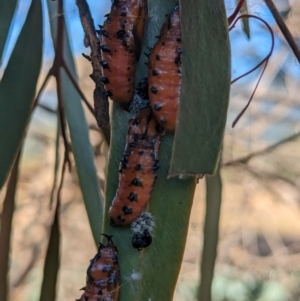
[
  {"xmin": 0, "ymin": 0, "xmax": 43, "ymax": 189},
  {"xmin": 0, "ymin": 0, "xmax": 18, "ymax": 64},
  {"xmin": 47, "ymin": 0, "xmax": 103, "ymax": 243}
]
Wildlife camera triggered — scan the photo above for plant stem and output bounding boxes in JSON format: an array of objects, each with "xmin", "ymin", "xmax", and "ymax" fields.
[
  {"xmin": 264, "ymin": 0, "xmax": 300, "ymax": 63},
  {"xmin": 198, "ymin": 162, "xmax": 222, "ymax": 301},
  {"xmin": 0, "ymin": 152, "xmax": 21, "ymax": 301},
  {"xmin": 223, "ymin": 132, "xmax": 300, "ymax": 166},
  {"xmin": 75, "ymin": 0, "xmax": 110, "ymax": 128}
]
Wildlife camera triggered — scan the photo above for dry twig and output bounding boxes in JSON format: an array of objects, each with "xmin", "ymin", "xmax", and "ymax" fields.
[
  {"xmin": 264, "ymin": 0, "xmax": 300, "ymax": 64},
  {"xmin": 223, "ymin": 132, "xmax": 300, "ymax": 166},
  {"xmin": 0, "ymin": 152, "xmax": 21, "ymax": 301},
  {"xmin": 75, "ymin": 0, "xmax": 110, "ymax": 130}
]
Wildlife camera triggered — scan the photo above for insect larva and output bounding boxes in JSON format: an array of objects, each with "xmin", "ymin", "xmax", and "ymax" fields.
[
  {"xmin": 99, "ymin": 0, "xmax": 148, "ymax": 103},
  {"xmin": 148, "ymin": 5, "xmax": 181, "ymax": 131},
  {"xmin": 109, "ymin": 107, "xmax": 164, "ymax": 226},
  {"xmin": 131, "ymin": 212, "xmax": 155, "ymax": 250},
  {"xmin": 77, "ymin": 234, "xmax": 120, "ymax": 301}
]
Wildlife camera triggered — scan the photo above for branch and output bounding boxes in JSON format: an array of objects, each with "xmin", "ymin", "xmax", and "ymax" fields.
[
  {"xmin": 241, "ymin": 164, "xmax": 300, "ymax": 203},
  {"xmin": 11, "ymin": 244, "xmax": 40, "ymax": 288},
  {"xmin": 50, "ymin": 116, "xmax": 61, "ymax": 207},
  {"xmin": 33, "ymin": 68, "xmax": 52, "ymax": 108},
  {"xmin": 264, "ymin": 0, "xmax": 300, "ymax": 63},
  {"xmin": 57, "ymin": 152, "xmax": 68, "ymax": 202},
  {"xmin": 227, "ymin": 0, "xmax": 245, "ymax": 25},
  {"xmin": 223, "ymin": 132, "xmax": 300, "ymax": 166},
  {"xmin": 0, "ymin": 152, "xmax": 21, "ymax": 301},
  {"xmin": 56, "ymin": 72, "xmax": 72, "ymax": 172},
  {"xmin": 38, "ymin": 103, "xmax": 56, "ymax": 114},
  {"xmin": 230, "ymin": 14, "xmax": 274, "ymax": 127},
  {"xmin": 75, "ymin": 0, "xmax": 110, "ymax": 128}
]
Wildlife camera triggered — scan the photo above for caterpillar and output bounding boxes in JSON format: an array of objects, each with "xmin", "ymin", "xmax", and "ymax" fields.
[
  {"xmin": 109, "ymin": 107, "xmax": 164, "ymax": 226},
  {"xmin": 148, "ymin": 5, "xmax": 181, "ymax": 131},
  {"xmin": 77, "ymin": 234, "xmax": 120, "ymax": 301},
  {"xmin": 99, "ymin": 0, "xmax": 148, "ymax": 104},
  {"xmin": 131, "ymin": 212, "xmax": 155, "ymax": 250}
]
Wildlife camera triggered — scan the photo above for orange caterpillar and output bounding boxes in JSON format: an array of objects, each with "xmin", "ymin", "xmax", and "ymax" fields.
[
  {"xmin": 148, "ymin": 5, "xmax": 181, "ymax": 131},
  {"xmin": 77, "ymin": 235, "xmax": 120, "ymax": 301},
  {"xmin": 109, "ymin": 107, "xmax": 164, "ymax": 226},
  {"xmin": 99, "ymin": 0, "xmax": 147, "ymax": 103}
]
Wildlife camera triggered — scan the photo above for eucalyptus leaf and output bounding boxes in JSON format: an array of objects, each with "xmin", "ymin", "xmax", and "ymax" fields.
[
  {"xmin": 169, "ymin": 0, "xmax": 231, "ymax": 176},
  {"xmin": 46, "ymin": 0, "xmax": 104, "ymax": 243},
  {"xmin": 236, "ymin": 0, "xmax": 250, "ymax": 39},
  {"xmin": 102, "ymin": 1, "xmax": 197, "ymax": 300},
  {"xmin": 0, "ymin": 0, "xmax": 18, "ymax": 65},
  {"xmin": 0, "ymin": 0, "xmax": 43, "ymax": 190},
  {"xmin": 39, "ymin": 202, "xmax": 61, "ymax": 301},
  {"xmin": 198, "ymin": 162, "xmax": 222, "ymax": 301}
]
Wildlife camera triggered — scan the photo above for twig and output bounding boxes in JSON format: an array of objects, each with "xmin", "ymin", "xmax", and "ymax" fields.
[
  {"xmin": 57, "ymin": 71, "xmax": 72, "ymax": 172},
  {"xmin": 223, "ymin": 132, "xmax": 300, "ymax": 166},
  {"xmin": 32, "ymin": 3, "xmax": 96, "ymax": 123},
  {"xmin": 249, "ymin": 167, "xmax": 298, "ymax": 190},
  {"xmin": 12, "ymin": 245, "xmax": 40, "ymax": 288},
  {"xmin": 33, "ymin": 69, "xmax": 52, "ymax": 108},
  {"xmin": 89, "ymin": 123, "xmax": 111, "ymax": 145},
  {"xmin": 57, "ymin": 153, "xmax": 68, "ymax": 202},
  {"xmin": 264, "ymin": 0, "xmax": 300, "ymax": 63},
  {"xmin": 230, "ymin": 14, "xmax": 274, "ymax": 127},
  {"xmin": 38, "ymin": 103, "xmax": 56, "ymax": 114},
  {"xmin": 227, "ymin": 0, "xmax": 245, "ymax": 25},
  {"xmin": 50, "ymin": 115, "xmax": 61, "ymax": 207},
  {"xmin": 241, "ymin": 164, "xmax": 300, "ymax": 204},
  {"xmin": 0, "ymin": 152, "xmax": 21, "ymax": 301},
  {"xmin": 75, "ymin": 0, "xmax": 110, "ymax": 128}
]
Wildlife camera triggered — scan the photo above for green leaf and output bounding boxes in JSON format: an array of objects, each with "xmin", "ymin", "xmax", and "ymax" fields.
[
  {"xmin": 103, "ymin": 105, "xmax": 196, "ymax": 301},
  {"xmin": 0, "ymin": 0, "xmax": 43, "ymax": 190},
  {"xmin": 198, "ymin": 162, "xmax": 222, "ymax": 301},
  {"xmin": 46, "ymin": 0, "xmax": 103, "ymax": 243},
  {"xmin": 169, "ymin": 0, "xmax": 231, "ymax": 176},
  {"xmin": 0, "ymin": 0, "xmax": 18, "ymax": 65},
  {"xmin": 103, "ymin": 1, "xmax": 196, "ymax": 300},
  {"xmin": 39, "ymin": 201, "xmax": 60, "ymax": 301},
  {"xmin": 236, "ymin": 0, "xmax": 250, "ymax": 39}
]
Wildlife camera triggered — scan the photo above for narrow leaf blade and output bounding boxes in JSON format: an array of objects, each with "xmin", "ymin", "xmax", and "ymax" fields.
[
  {"xmin": 39, "ymin": 203, "xmax": 60, "ymax": 301},
  {"xmin": 198, "ymin": 163, "xmax": 222, "ymax": 301},
  {"xmin": 103, "ymin": 1, "xmax": 196, "ymax": 300},
  {"xmin": 46, "ymin": 0, "xmax": 103, "ymax": 243},
  {"xmin": 103, "ymin": 104, "xmax": 196, "ymax": 301},
  {"xmin": 236, "ymin": 0, "xmax": 251, "ymax": 39},
  {"xmin": 169, "ymin": 0, "xmax": 231, "ymax": 176},
  {"xmin": 0, "ymin": 0, "xmax": 18, "ymax": 64},
  {"xmin": 0, "ymin": 0, "xmax": 43, "ymax": 190}
]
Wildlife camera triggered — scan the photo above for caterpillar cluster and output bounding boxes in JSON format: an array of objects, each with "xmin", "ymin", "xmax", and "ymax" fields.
[
  {"xmin": 148, "ymin": 5, "xmax": 181, "ymax": 132},
  {"xmin": 99, "ymin": 0, "xmax": 148, "ymax": 103},
  {"xmin": 107, "ymin": 5, "xmax": 181, "ymax": 250},
  {"xmin": 77, "ymin": 235, "xmax": 120, "ymax": 301},
  {"xmin": 109, "ymin": 107, "xmax": 164, "ymax": 227}
]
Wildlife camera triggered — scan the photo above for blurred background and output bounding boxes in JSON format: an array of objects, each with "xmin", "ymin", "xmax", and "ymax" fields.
[{"xmin": 1, "ymin": 0, "xmax": 300, "ymax": 300}]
